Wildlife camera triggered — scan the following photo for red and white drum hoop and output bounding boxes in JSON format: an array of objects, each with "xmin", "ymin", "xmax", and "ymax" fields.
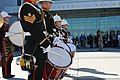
[{"xmin": 47, "ymin": 46, "xmax": 72, "ymax": 68}]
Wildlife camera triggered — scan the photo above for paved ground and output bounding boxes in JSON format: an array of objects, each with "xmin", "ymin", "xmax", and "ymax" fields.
[
  {"xmin": 0, "ymin": 48, "xmax": 120, "ymax": 80},
  {"xmin": 77, "ymin": 47, "xmax": 120, "ymax": 52},
  {"xmin": 63, "ymin": 52, "xmax": 120, "ymax": 80}
]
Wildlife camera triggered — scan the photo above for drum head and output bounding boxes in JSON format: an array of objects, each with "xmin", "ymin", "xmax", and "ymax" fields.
[
  {"xmin": 47, "ymin": 47, "xmax": 72, "ymax": 68},
  {"xmin": 53, "ymin": 38, "xmax": 70, "ymax": 52},
  {"xmin": 9, "ymin": 21, "xmax": 24, "ymax": 47},
  {"xmin": 67, "ymin": 43, "xmax": 76, "ymax": 51}
]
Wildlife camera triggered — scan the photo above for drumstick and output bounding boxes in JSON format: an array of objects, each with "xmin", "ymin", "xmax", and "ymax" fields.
[
  {"xmin": 5, "ymin": 32, "xmax": 31, "ymax": 37},
  {"xmin": 41, "ymin": 45, "xmax": 64, "ymax": 57},
  {"xmin": 41, "ymin": 46, "xmax": 64, "ymax": 57},
  {"xmin": 5, "ymin": 32, "xmax": 23, "ymax": 37}
]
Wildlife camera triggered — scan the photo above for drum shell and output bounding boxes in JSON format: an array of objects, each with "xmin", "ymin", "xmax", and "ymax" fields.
[
  {"xmin": 42, "ymin": 46, "xmax": 72, "ymax": 79},
  {"xmin": 42, "ymin": 61, "xmax": 66, "ymax": 79}
]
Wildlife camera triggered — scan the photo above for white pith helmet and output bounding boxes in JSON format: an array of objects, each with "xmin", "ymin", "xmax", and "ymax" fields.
[
  {"xmin": 38, "ymin": 0, "xmax": 54, "ymax": 3},
  {"xmin": 61, "ymin": 19, "xmax": 69, "ymax": 25},
  {"xmin": 53, "ymin": 14, "xmax": 62, "ymax": 22},
  {"xmin": 0, "ymin": 11, "xmax": 11, "ymax": 18}
]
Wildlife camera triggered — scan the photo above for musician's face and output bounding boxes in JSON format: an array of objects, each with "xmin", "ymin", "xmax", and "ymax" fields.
[
  {"xmin": 62, "ymin": 24, "xmax": 68, "ymax": 29},
  {"xmin": 41, "ymin": 1, "xmax": 52, "ymax": 10},
  {"xmin": 55, "ymin": 21, "xmax": 61, "ymax": 29},
  {"xmin": 4, "ymin": 17, "xmax": 10, "ymax": 23}
]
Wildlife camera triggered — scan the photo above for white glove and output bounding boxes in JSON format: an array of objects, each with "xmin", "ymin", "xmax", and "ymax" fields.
[
  {"xmin": 5, "ymin": 32, "xmax": 24, "ymax": 37},
  {"xmin": 53, "ymin": 37, "xmax": 60, "ymax": 45},
  {"xmin": 43, "ymin": 45, "xmax": 51, "ymax": 53}
]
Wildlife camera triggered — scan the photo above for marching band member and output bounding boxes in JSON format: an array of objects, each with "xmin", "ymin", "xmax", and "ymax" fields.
[
  {"xmin": 53, "ymin": 16, "xmax": 71, "ymax": 79},
  {"xmin": 61, "ymin": 19, "xmax": 76, "ymax": 58},
  {"xmin": 20, "ymin": 0, "xmax": 37, "ymax": 71},
  {"xmin": 20, "ymin": 0, "xmax": 55, "ymax": 80},
  {"xmin": 52, "ymin": 14, "xmax": 71, "ymax": 52},
  {"xmin": 0, "ymin": 11, "xmax": 15, "ymax": 78},
  {"xmin": 61, "ymin": 19, "xmax": 69, "ymax": 43},
  {"xmin": 59, "ymin": 19, "xmax": 76, "ymax": 79},
  {"xmin": 61, "ymin": 19, "xmax": 73, "ymax": 43},
  {"xmin": 52, "ymin": 14, "xmax": 64, "ymax": 46},
  {"xmin": 53, "ymin": 14, "xmax": 62, "ymax": 37}
]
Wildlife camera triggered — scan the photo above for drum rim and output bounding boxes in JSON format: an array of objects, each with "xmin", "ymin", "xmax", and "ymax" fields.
[
  {"xmin": 52, "ymin": 45, "xmax": 70, "ymax": 53},
  {"xmin": 47, "ymin": 46, "xmax": 72, "ymax": 68},
  {"xmin": 67, "ymin": 43, "xmax": 76, "ymax": 51}
]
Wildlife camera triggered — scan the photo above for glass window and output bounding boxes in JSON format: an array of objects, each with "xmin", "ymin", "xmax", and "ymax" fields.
[
  {"xmin": 66, "ymin": 15, "xmax": 120, "ymax": 37},
  {"xmin": 17, "ymin": 0, "xmax": 21, "ymax": 6}
]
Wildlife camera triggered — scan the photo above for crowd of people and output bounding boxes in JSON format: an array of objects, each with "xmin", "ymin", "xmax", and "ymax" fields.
[{"xmin": 74, "ymin": 30, "xmax": 120, "ymax": 50}]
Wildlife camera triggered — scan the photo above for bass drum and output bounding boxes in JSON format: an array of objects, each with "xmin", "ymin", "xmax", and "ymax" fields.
[{"xmin": 8, "ymin": 21, "xmax": 24, "ymax": 47}]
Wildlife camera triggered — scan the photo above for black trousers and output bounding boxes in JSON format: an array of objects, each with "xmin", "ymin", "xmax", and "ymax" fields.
[{"xmin": 28, "ymin": 45, "xmax": 47, "ymax": 80}]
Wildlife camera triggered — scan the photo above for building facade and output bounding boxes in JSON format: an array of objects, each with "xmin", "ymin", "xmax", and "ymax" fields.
[{"xmin": 0, "ymin": 0, "xmax": 120, "ymax": 37}]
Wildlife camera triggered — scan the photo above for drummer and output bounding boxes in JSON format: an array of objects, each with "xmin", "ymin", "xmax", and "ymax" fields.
[
  {"xmin": 62, "ymin": 19, "xmax": 77, "ymax": 58},
  {"xmin": 59, "ymin": 19, "xmax": 76, "ymax": 79},
  {"xmin": 20, "ymin": 0, "xmax": 55, "ymax": 80},
  {"xmin": 0, "ymin": 11, "xmax": 15, "ymax": 78},
  {"xmin": 53, "ymin": 14, "xmax": 62, "ymax": 38},
  {"xmin": 61, "ymin": 19, "xmax": 73, "ymax": 43}
]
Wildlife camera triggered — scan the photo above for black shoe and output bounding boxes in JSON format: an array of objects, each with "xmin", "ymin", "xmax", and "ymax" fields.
[
  {"xmin": 3, "ymin": 75, "xmax": 15, "ymax": 79},
  {"xmin": 3, "ymin": 76, "xmax": 8, "ymax": 79},
  {"xmin": 7, "ymin": 74, "xmax": 15, "ymax": 78},
  {"xmin": 64, "ymin": 73, "xmax": 68, "ymax": 75}
]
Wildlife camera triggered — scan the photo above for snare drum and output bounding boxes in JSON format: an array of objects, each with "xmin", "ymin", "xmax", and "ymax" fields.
[
  {"xmin": 53, "ymin": 37, "xmax": 70, "ymax": 52},
  {"xmin": 67, "ymin": 43, "xmax": 76, "ymax": 58},
  {"xmin": 43, "ymin": 46, "xmax": 72, "ymax": 79}
]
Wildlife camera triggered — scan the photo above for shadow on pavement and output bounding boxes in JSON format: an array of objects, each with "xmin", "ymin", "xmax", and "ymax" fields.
[
  {"xmin": 69, "ymin": 68, "xmax": 118, "ymax": 76},
  {"xmin": 65, "ymin": 74, "xmax": 105, "ymax": 80},
  {"xmin": 76, "ymin": 48, "xmax": 120, "ymax": 52},
  {"xmin": 7, "ymin": 78, "xmax": 25, "ymax": 80}
]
